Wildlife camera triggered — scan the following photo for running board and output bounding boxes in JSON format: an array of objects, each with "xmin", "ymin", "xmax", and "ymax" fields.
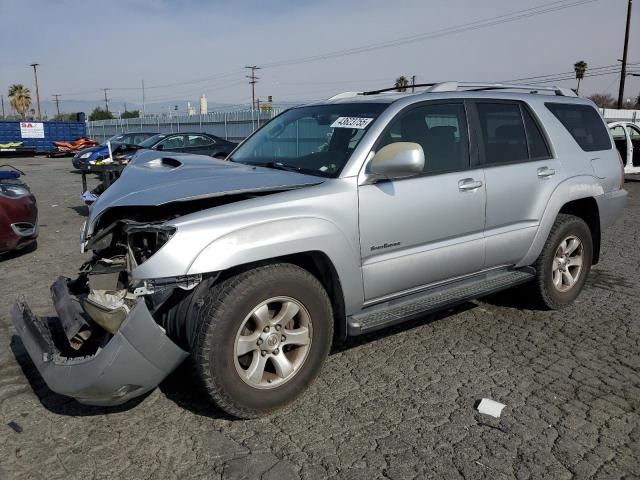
[{"xmin": 347, "ymin": 267, "xmax": 535, "ymax": 336}]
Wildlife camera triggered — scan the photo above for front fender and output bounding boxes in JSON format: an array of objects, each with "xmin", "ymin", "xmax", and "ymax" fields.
[
  {"xmin": 517, "ymin": 175, "xmax": 604, "ymax": 267},
  {"xmin": 184, "ymin": 217, "xmax": 364, "ymax": 314}
]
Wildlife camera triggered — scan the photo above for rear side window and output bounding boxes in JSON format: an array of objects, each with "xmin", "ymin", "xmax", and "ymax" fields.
[
  {"xmin": 476, "ymin": 103, "xmax": 525, "ymax": 164},
  {"xmin": 545, "ymin": 103, "xmax": 611, "ymax": 152},
  {"xmin": 522, "ymin": 107, "xmax": 552, "ymax": 160}
]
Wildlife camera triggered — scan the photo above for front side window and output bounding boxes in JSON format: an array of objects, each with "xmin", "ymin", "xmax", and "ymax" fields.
[
  {"xmin": 378, "ymin": 103, "xmax": 469, "ymax": 174},
  {"xmin": 546, "ymin": 103, "xmax": 611, "ymax": 152},
  {"xmin": 629, "ymin": 125, "xmax": 640, "ymax": 141},
  {"xmin": 230, "ymin": 103, "xmax": 388, "ymax": 177}
]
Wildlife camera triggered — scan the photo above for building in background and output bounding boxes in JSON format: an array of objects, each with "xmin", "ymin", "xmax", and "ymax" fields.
[
  {"xmin": 187, "ymin": 101, "xmax": 196, "ymax": 116},
  {"xmin": 200, "ymin": 94, "xmax": 208, "ymax": 115}
]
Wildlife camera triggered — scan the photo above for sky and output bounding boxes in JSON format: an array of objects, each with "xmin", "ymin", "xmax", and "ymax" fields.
[{"xmin": 1, "ymin": 0, "xmax": 638, "ymax": 115}]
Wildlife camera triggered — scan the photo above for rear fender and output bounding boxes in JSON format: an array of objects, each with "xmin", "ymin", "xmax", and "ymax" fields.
[{"xmin": 517, "ymin": 175, "xmax": 604, "ymax": 267}]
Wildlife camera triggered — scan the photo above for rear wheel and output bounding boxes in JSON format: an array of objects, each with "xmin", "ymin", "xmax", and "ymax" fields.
[
  {"xmin": 528, "ymin": 214, "xmax": 593, "ymax": 309},
  {"xmin": 191, "ymin": 263, "xmax": 333, "ymax": 418}
]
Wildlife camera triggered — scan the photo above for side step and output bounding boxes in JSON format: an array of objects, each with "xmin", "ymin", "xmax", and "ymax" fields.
[{"xmin": 347, "ymin": 267, "xmax": 535, "ymax": 335}]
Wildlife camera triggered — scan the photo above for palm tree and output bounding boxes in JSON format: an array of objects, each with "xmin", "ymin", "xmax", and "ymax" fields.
[
  {"xmin": 8, "ymin": 84, "xmax": 32, "ymax": 119},
  {"xmin": 395, "ymin": 76, "xmax": 410, "ymax": 92},
  {"xmin": 574, "ymin": 61, "xmax": 588, "ymax": 94}
]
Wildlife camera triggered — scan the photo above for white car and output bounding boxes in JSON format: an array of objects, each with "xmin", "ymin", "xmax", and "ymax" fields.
[{"xmin": 609, "ymin": 121, "xmax": 640, "ymax": 174}]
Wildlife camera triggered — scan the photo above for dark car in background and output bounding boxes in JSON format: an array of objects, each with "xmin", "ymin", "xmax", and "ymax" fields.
[
  {"xmin": 127, "ymin": 132, "xmax": 237, "ymax": 161},
  {"xmin": 0, "ymin": 167, "xmax": 38, "ymax": 255},
  {"xmin": 72, "ymin": 132, "xmax": 157, "ymax": 170}
]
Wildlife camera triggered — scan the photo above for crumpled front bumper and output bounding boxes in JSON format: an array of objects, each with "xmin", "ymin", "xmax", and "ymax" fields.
[{"xmin": 11, "ymin": 279, "xmax": 188, "ymax": 406}]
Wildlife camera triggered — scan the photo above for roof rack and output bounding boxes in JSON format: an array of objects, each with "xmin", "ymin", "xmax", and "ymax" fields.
[
  {"xmin": 332, "ymin": 82, "xmax": 578, "ymax": 99},
  {"xmin": 425, "ymin": 82, "xmax": 577, "ymax": 97}
]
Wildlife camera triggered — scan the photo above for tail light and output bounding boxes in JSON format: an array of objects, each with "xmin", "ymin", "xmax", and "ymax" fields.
[{"xmin": 617, "ymin": 150, "xmax": 625, "ymax": 189}]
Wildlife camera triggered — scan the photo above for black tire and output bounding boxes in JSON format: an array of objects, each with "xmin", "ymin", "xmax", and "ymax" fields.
[
  {"xmin": 191, "ymin": 263, "xmax": 333, "ymax": 418},
  {"xmin": 528, "ymin": 214, "xmax": 593, "ymax": 309}
]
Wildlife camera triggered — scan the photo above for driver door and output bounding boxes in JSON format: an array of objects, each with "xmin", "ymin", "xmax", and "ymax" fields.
[{"xmin": 358, "ymin": 101, "xmax": 486, "ymax": 303}]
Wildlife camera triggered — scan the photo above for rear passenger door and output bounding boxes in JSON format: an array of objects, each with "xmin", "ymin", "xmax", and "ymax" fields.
[{"xmin": 472, "ymin": 101, "xmax": 560, "ymax": 268}]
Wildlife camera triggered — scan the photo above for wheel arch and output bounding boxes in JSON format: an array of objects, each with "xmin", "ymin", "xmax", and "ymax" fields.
[
  {"xmin": 216, "ymin": 251, "xmax": 348, "ymax": 342},
  {"xmin": 518, "ymin": 176, "xmax": 604, "ymax": 267},
  {"xmin": 558, "ymin": 197, "xmax": 601, "ymax": 265}
]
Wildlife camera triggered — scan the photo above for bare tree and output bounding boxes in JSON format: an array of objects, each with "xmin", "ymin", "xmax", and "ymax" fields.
[{"xmin": 588, "ymin": 93, "xmax": 616, "ymax": 108}]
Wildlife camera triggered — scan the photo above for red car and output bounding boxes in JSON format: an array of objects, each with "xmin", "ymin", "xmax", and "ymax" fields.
[{"xmin": 0, "ymin": 167, "xmax": 38, "ymax": 254}]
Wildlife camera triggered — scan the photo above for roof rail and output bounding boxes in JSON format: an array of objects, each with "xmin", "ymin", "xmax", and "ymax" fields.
[
  {"xmin": 327, "ymin": 91, "xmax": 362, "ymax": 100},
  {"xmin": 425, "ymin": 82, "xmax": 577, "ymax": 97},
  {"xmin": 331, "ymin": 82, "xmax": 578, "ymax": 100}
]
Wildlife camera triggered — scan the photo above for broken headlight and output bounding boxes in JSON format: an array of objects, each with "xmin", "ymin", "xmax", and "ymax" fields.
[{"xmin": 127, "ymin": 225, "xmax": 176, "ymax": 265}]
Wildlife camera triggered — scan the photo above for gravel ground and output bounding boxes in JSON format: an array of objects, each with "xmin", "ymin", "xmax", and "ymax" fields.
[{"xmin": 1, "ymin": 157, "xmax": 639, "ymax": 480}]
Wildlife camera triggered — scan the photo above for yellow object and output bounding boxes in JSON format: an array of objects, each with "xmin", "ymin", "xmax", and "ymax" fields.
[{"xmin": 0, "ymin": 142, "xmax": 23, "ymax": 148}]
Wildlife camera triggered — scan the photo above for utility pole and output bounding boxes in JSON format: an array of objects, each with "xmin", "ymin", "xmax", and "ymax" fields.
[
  {"xmin": 617, "ymin": 0, "xmax": 633, "ymax": 109},
  {"xmin": 142, "ymin": 79, "xmax": 146, "ymax": 118},
  {"xmin": 245, "ymin": 65, "xmax": 261, "ymax": 110},
  {"xmin": 52, "ymin": 94, "xmax": 61, "ymax": 117},
  {"xmin": 102, "ymin": 88, "xmax": 111, "ymax": 113},
  {"xmin": 29, "ymin": 63, "xmax": 42, "ymax": 121},
  {"xmin": 1, "ymin": 95, "xmax": 5, "ymax": 119},
  {"xmin": 411, "ymin": 75, "xmax": 416, "ymax": 93}
]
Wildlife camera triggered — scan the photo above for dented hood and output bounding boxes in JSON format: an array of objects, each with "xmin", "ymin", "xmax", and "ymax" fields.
[{"xmin": 86, "ymin": 153, "xmax": 324, "ymax": 235}]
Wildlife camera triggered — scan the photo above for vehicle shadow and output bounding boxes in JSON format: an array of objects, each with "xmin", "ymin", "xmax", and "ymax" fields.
[
  {"xmin": 69, "ymin": 205, "xmax": 89, "ymax": 217},
  {"xmin": 0, "ymin": 242, "xmax": 38, "ymax": 262},
  {"xmin": 157, "ymin": 363, "xmax": 236, "ymax": 420},
  {"xmin": 10, "ymin": 334, "xmax": 147, "ymax": 417},
  {"xmin": 7, "ymin": 298, "xmax": 532, "ymax": 419}
]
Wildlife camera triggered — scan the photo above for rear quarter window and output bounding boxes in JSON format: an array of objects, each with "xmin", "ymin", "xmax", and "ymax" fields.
[{"xmin": 545, "ymin": 103, "xmax": 611, "ymax": 152}]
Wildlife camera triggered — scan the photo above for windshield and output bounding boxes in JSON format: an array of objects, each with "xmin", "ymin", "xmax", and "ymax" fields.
[
  {"xmin": 230, "ymin": 103, "xmax": 387, "ymax": 177},
  {"xmin": 138, "ymin": 134, "xmax": 166, "ymax": 148}
]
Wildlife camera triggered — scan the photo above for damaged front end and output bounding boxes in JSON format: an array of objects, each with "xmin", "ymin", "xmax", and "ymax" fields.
[{"xmin": 11, "ymin": 220, "xmax": 200, "ymax": 406}]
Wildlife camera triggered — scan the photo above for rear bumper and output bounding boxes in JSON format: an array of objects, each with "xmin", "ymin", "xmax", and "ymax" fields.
[
  {"xmin": 11, "ymin": 278, "xmax": 188, "ymax": 406},
  {"xmin": 596, "ymin": 188, "xmax": 628, "ymax": 229}
]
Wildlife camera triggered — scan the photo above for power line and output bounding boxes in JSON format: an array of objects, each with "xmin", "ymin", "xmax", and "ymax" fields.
[
  {"xmin": 51, "ymin": 0, "xmax": 602, "ymax": 101},
  {"xmin": 261, "ymin": 0, "xmax": 601, "ymax": 68}
]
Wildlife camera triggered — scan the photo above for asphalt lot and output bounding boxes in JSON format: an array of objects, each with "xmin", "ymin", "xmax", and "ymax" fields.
[{"xmin": 1, "ymin": 157, "xmax": 639, "ymax": 480}]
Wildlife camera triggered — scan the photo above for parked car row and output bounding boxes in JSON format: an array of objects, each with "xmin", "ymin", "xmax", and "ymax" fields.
[{"xmin": 72, "ymin": 131, "xmax": 237, "ymax": 170}]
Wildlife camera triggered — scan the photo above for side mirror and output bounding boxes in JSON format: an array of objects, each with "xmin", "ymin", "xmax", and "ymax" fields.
[
  {"xmin": 365, "ymin": 142, "xmax": 424, "ymax": 183},
  {"xmin": 155, "ymin": 144, "xmax": 164, "ymax": 151}
]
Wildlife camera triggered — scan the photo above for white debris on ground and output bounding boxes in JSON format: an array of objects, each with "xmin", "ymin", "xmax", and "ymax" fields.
[{"xmin": 476, "ymin": 398, "xmax": 506, "ymax": 418}]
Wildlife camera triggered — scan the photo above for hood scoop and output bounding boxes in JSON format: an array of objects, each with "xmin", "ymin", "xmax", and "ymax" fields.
[{"xmin": 142, "ymin": 157, "xmax": 182, "ymax": 170}]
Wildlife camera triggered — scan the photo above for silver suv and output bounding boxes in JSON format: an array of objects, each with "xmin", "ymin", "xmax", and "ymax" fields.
[{"xmin": 12, "ymin": 82, "xmax": 627, "ymax": 418}]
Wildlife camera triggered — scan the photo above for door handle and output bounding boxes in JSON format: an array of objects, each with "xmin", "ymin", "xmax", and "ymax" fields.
[
  {"xmin": 537, "ymin": 166, "xmax": 556, "ymax": 178},
  {"xmin": 458, "ymin": 178, "xmax": 483, "ymax": 191}
]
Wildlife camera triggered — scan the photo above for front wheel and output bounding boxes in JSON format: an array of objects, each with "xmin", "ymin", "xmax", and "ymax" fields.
[
  {"xmin": 191, "ymin": 263, "xmax": 333, "ymax": 418},
  {"xmin": 528, "ymin": 214, "xmax": 593, "ymax": 309}
]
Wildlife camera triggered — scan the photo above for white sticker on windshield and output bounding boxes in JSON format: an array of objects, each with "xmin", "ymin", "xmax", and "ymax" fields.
[{"xmin": 330, "ymin": 117, "xmax": 374, "ymax": 129}]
